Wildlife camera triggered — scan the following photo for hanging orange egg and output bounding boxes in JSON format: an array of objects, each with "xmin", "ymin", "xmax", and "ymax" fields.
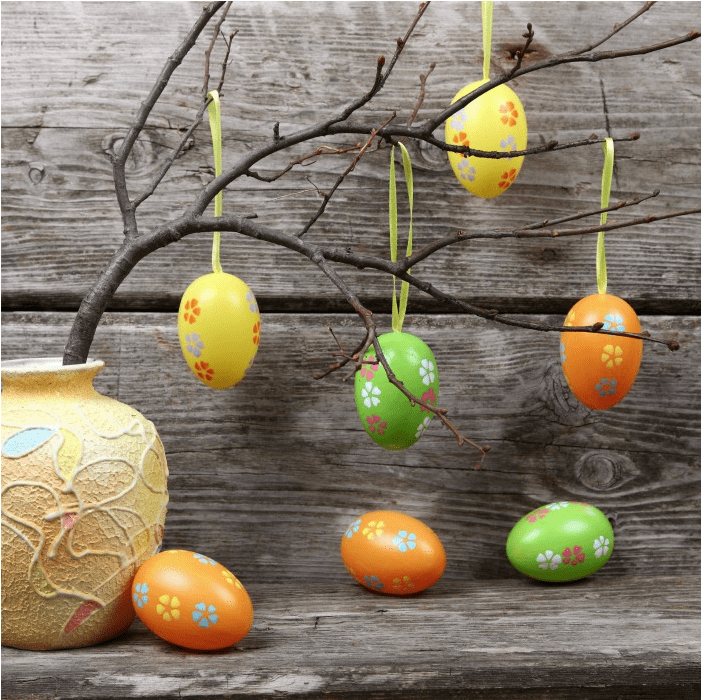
[{"xmin": 560, "ymin": 293, "xmax": 643, "ymax": 410}]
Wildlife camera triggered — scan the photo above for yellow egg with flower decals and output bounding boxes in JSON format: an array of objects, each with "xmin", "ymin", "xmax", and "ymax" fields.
[
  {"xmin": 445, "ymin": 80, "xmax": 527, "ymax": 198},
  {"xmin": 177, "ymin": 272, "xmax": 260, "ymax": 389}
]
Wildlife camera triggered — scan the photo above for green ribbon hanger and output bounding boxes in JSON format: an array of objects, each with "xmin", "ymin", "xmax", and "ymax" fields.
[
  {"xmin": 389, "ymin": 142, "xmax": 414, "ymax": 333},
  {"xmin": 207, "ymin": 90, "xmax": 224, "ymax": 274},
  {"xmin": 597, "ymin": 137, "xmax": 615, "ymax": 295},
  {"xmin": 482, "ymin": 1, "xmax": 493, "ymax": 81}
]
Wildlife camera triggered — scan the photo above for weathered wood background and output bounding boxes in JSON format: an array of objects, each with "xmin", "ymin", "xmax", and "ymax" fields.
[{"xmin": 2, "ymin": 2, "xmax": 700, "ymax": 698}]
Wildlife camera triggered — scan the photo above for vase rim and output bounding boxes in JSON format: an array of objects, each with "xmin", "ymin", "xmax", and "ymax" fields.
[{"xmin": 1, "ymin": 357, "xmax": 104, "ymax": 376}]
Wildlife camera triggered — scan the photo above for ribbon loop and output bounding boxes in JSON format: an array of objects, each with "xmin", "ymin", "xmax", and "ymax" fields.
[
  {"xmin": 207, "ymin": 90, "xmax": 224, "ymax": 273},
  {"xmin": 482, "ymin": 1, "xmax": 493, "ymax": 82},
  {"xmin": 597, "ymin": 137, "xmax": 615, "ymax": 295},
  {"xmin": 389, "ymin": 143, "xmax": 414, "ymax": 333}
]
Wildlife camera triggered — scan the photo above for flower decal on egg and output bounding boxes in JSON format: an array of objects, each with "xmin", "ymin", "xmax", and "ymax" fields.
[
  {"xmin": 345, "ymin": 519, "xmax": 362, "ymax": 539},
  {"xmin": 419, "ymin": 359, "xmax": 435, "ymax": 385},
  {"xmin": 194, "ymin": 553, "xmax": 217, "ymax": 565},
  {"xmin": 182, "ymin": 298, "xmax": 201, "ymax": 324},
  {"xmin": 537, "ymin": 550, "xmax": 562, "ymax": 571},
  {"xmin": 156, "ymin": 594, "xmax": 181, "ymax": 622},
  {"xmin": 420, "ymin": 388, "xmax": 437, "ymax": 411},
  {"xmin": 393, "ymin": 576, "xmax": 416, "ymax": 593},
  {"xmin": 192, "ymin": 602, "xmax": 218, "ymax": 628},
  {"xmin": 594, "ymin": 536, "xmax": 610, "ymax": 558},
  {"xmin": 362, "ymin": 521, "xmax": 384, "ymax": 540},
  {"xmin": 363, "ymin": 575, "xmax": 385, "ymax": 591},
  {"xmin": 361, "ymin": 356, "xmax": 380, "ymax": 380},
  {"xmin": 194, "ymin": 361, "xmax": 214, "ymax": 382},
  {"xmin": 360, "ymin": 381, "xmax": 382, "ymax": 408},
  {"xmin": 252, "ymin": 321, "xmax": 261, "ymax": 346},
  {"xmin": 457, "ymin": 158, "xmax": 477, "ymax": 182},
  {"xmin": 498, "ymin": 168, "xmax": 518, "ymax": 190},
  {"xmin": 562, "ymin": 546, "xmax": 586, "ymax": 566},
  {"xmin": 500, "ymin": 134, "xmax": 518, "ymax": 158},
  {"xmin": 415, "ymin": 416, "xmax": 432, "ymax": 439},
  {"xmin": 603, "ymin": 313, "xmax": 626, "ymax": 332},
  {"xmin": 366, "ymin": 415, "xmax": 387, "ymax": 435},
  {"xmin": 133, "ymin": 582, "xmax": 149, "ymax": 608},
  {"xmin": 601, "ymin": 345, "xmax": 623, "ymax": 368},
  {"xmin": 499, "ymin": 101, "xmax": 519, "ymax": 126},
  {"xmin": 246, "ymin": 289, "xmax": 258, "ymax": 314},
  {"xmin": 546, "ymin": 502, "xmax": 570, "ymax": 511},
  {"xmin": 185, "ymin": 333, "xmax": 204, "ymax": 358},
  {"xmin": 595, "ymin": 378, "xmax": 618, "ymax": 397},
  {"xmin": 393, "ymin": 530, "xmax": 417, "ymax": 553}
]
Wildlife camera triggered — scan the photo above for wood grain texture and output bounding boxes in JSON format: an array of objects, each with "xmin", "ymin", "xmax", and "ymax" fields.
[
  {"xmin": 2, "ymin": 578, "xmax": 700, "ymax": 699},
  {"xmin": 2, "ymin": 2, "xmax": 700, "ymax": 313},
  {"xmin": 2, "ymin": 312, "xmax": 699, "ymax": 584},
  {"xmin": 2, "ymin": 2, "xmax": 700, "ymax": 696}
]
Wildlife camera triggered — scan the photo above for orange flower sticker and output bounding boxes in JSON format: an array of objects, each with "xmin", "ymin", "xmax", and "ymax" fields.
[
  {"xmin": 195, "ymin": 361, "xmax": 214, "ymax": 382},
  {"xmin": 499, "ymin": 101, "xmax": 518, "ymax": 126},
  {"xmin": 498, "ymin": 168, "xmax": 517, "ymax": 190},
  {"xmin": 252, "ymin": 321, "xmax": 261, "ymax": 346},
  {"xmin": 452, "ymin": 132, "xmax": 469, "ymax": 146},
  {"xmin": 183, "ymin": 298, "xmax": 201, "ymax": 324}
]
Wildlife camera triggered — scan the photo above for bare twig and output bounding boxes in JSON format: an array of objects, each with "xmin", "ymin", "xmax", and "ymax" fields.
[
  {"xmin": 297, "ymin": 112, "xmax": 396, "ymax": 237},
  {"xmin": 202, "ymin": 1, "xmax": 233, "ymax": 97},
  {"xmin": 508, "ymin": 23, "xmax": 535, "ymax": 76},
  {"xmin": 574, "ymin": 1, "xmax": 656, "ymax": 55},
  {"xmin": 112, "ymin": 1, "xmax": 226, "ymax": 240},
  {"xmin": 406, "ymin": 62, "xmax": 436, "ymax": 128}
]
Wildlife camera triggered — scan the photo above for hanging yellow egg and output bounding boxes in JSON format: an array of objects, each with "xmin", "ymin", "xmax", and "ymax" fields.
[
  {"xmin": 445, "ymin": 79, "xmax": 527, "ymax": 198},
  {"xmin": 177, "ymin": 272, "xmax": 260, "ymax": 389}
]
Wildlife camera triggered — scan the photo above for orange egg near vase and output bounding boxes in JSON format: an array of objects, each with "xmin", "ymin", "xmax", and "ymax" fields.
[{"xmin": 560, "ymin": 293, "xmax": 643, "ymax": 410}]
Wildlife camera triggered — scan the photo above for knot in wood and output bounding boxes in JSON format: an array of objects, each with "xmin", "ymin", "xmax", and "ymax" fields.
[{"xmin": 574, "ymin": 451, "xmax": 639, "ymax": 491}]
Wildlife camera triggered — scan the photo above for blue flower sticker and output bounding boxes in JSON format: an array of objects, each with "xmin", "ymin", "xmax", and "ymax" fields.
[
  {"xmin": 133, "ymin": 582, "xmax": 149, "ymax": 608},
  {"xmin": 595, "ymin": 378, "xmax": 618, "ymax": 397},
  {"xmin": 392, "ymin": 530, "xmax": 417, "ymax": 553},
  {"xmin": 603, "ymin": 314, "xmax": 625, "ymax": 332},
  {"xmin": 192, "ymin": 602, "xmax": 218, "ymax": 628},
  {"xmin": 345, "ymin": 518, "xmax": 361, "ymax": 539},
  {"xmin": 560, "ymin": 342, "xmax": 567, "ymax": 365},
  {"xmin": 193, "ymin": 553, "xmax": 217, "ymax": 565},
  {"xmin": 363, "ymin": 575, "xmax": 385, "ymax": 591}
]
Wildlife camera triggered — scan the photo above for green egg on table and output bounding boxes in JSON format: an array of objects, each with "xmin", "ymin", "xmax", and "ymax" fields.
[
  {"xmin": 506, "ymin": 502, "xmax": 614, "ymax": 582},
  {"xmin": 354, "ymin": 332, "xmax": 439, "ymax": 451}
]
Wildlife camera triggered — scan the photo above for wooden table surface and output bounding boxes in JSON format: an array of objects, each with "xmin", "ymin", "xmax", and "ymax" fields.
[{"xmin": 2, "ymin": 2, "xmax": 700, "ymax": 698}]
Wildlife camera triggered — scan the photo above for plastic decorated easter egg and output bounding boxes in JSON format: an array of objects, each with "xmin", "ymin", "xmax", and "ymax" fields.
[
  {"xmin": 132, "ymin": 550, "xmax": 253, "ymax": 650},
  {"xmin": 561, "ymin": 293, "xmax": 643, "ymax": 410},
  {"xmin": 354, "ymin": 332, "xmax": 439, "ymax": 451},
  {"xmin": 506, "ymin": 502, "xmax": 614, "ymax": 582},
  {"xmin": 178, "ymin": 272, "xmax": 260, "ymax": 389},
  {"xmin": 445, "ymin": 79, "xmax": 527, "ymax": 198},
  {"xmin": 341, "ymin": 510, "xmax": 446, "ymax": 595}
]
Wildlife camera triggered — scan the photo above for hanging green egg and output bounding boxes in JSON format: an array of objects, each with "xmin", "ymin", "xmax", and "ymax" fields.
[{"xmin": 354, "ymin": 332, "xmax": 439, "ymax": 451}]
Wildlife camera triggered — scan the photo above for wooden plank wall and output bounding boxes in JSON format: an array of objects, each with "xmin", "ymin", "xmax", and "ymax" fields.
[{"xmin": 2, "ymin": 2, "xmax": 700, "ymax": 697}]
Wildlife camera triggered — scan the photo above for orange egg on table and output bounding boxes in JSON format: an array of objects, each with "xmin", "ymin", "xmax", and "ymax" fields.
[
  {"xmin": 132, "ymin": 550, "xmax": 253, "ymax": 650},
  {"xmin": 341, "ymin": 510, "xmax": 446, "ymax": 595},
  {"xmin": 560, "ymin": 293, "xmax": 643, "ymax": 410}
]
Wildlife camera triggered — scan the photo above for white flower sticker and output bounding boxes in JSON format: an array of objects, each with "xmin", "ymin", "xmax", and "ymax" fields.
[
  {"xmin": 361, "ymin": 381, "xmax": 381, "ymax": 408},
  {"xmin": 537, "ymin": 550, "xmax": 562, "ymax": 571},
  {"xmin": 419, "ymin": 359, "xmax": 435, "ymax": 386},
  {"xmin": 415, "ymin": 416, "xmax": 432, "ymax": 439},
  {"xmin": 546, "ymin": 502, "xmax": 570, "ymax": 511},
  {"xmin": 594, "ymin": 536, "xmax": 610, "ymax": 558}
]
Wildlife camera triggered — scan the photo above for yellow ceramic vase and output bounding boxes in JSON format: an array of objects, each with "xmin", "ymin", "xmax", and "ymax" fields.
[{"xmin": 1, "ymin": 358, "xmax": 169, "ymax": 650}]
